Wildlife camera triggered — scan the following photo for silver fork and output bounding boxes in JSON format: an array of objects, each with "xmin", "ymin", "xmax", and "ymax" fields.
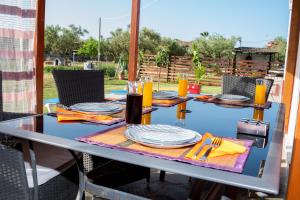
[{"xmin": 199, "ymin": 137, "xmax": 222, "ymax": 161}]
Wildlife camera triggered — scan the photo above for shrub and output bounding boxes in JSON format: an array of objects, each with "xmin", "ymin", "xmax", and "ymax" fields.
[
  {"xmin": 44, "ymin": 63, "xmax": 117, "ymax": 78},
  {"xmin": 44, "ymin": 65, "xmax": 83, "ymax": 73},
  {"xmin": 94, "ymin": 63, "xmax": 117, "ymax": 78}
]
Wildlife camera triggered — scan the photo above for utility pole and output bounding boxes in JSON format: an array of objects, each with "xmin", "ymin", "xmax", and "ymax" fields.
[{"xmin": 98, "ymin": 17, "xmax": 101, "ymax": 65}]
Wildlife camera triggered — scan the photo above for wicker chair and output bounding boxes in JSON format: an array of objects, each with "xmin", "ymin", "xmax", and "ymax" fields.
[
  {"xmin": 52, "ymin": 70, "xmax": 105, "ymax": 107},
  {"xmin": 0, "ymin": 143, "xmax": 79, "ymax": 200},
  {"xmin": 52, "ymin": 70, "xmax": 150, "ymax": 188},
  {"xmin": 0, "ymin": 71, "xmax": 78, "ymax": 200},
  {"xmin": 222, "ymin": 75, "xmax": 274, "ymax": 101}
]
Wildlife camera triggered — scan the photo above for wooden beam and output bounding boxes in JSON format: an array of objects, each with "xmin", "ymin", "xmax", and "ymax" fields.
[
  {"xmin": 282, "ymin": 0, "xmax": 300, "ymax": 132},
  {"xmin": 128, "ymin": 0, "xmax": 140, "ymax": 81},
  {"xmin": 34, "ymin": 0, "xmax": 45, "ymax": 114},
  {"xmin": 287, "ymin": 99, "xmax": 300, "ymax": 200}
]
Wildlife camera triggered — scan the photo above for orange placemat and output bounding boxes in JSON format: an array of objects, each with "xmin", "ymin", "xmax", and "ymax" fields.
[
  {"xmin": 77, "ymin": 126, "xmax": 253, "ymax": 173},
  {"xmin": 56, "ymin": 105, "xmax": 155, "ymax": 125}
]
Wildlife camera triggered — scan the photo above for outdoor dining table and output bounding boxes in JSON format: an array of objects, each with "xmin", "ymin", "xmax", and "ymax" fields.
[{"xmin": 0, "ymin": 99, "xmax": 284, "ymax": 199}]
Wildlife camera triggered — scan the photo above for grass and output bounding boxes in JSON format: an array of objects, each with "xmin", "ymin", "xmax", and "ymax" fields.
[{"xmin": 43, "ymin": 73, "xmax": 221, "ymax": 99}]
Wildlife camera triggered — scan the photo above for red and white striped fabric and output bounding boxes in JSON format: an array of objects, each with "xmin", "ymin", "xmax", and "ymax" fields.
[{"xmin": 0, "ymin": 0, "xmax": 36, "ymax": 112}]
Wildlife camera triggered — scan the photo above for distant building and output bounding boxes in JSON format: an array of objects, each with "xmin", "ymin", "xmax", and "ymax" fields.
[
  {"xmin": 234, "ymin": 47, "xmax": 279, "ymax": 63},
  {"xmin": 44, "ymin": 57, "xmax": 65, "ymax": 66}
]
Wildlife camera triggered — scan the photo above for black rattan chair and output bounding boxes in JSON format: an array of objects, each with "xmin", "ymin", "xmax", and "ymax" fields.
[
  {"xmin": 222, "ymin": 75, "xmax": 274, "ymax": 101},
  {"xmin": 0, "ymin": 71, "xmax": 78, "ymax": 200},
  {"xmin": 0, "ymin": 143, "xmax": 79, "ymax": 200},
  {"xmin": 52, "ymin": 70, "xmax": 150, "ymax": 188},
  {"xmin": 52, "ymin": 70, "xmax": 105, "ymax": 107}
]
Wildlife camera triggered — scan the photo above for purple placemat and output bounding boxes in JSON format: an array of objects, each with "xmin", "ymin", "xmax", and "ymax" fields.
[
  {"xmin": 194, "ymin": 96, "xmax": 272, "ymax": 109},
  {"xmin": 76, "ymin": 126, "xmax": 253, "ymax": 173}
]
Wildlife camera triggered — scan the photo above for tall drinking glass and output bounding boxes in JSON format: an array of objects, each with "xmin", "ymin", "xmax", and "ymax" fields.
[
  {"xmin": 126, "ymin": 81, "xmax": 143, "ymax": 124},
  {"xmin": 254, "ymin": 79, "xmax": 267, "ymax": 106},
  {"xmin": 178, "ymin": 73, "xmax": 188, "ymax": 98},
  {"xmin": 141, "ymin": 76, "xmax": 153, "ymax": 107}
]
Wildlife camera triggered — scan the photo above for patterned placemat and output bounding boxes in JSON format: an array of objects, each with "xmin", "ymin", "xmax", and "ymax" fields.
[
  {"xmin": 194, "ymin": 96, "xmax": 272, "ymax": 109},
  {"xmin": 77, "ymin": 126, "xmax": 253, "ymax": 173}
]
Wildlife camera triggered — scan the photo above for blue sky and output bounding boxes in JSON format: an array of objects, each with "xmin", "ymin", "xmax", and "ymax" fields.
[{"xmin": 45, "ymin": 0, "xmax": 290, "ymax": 47}]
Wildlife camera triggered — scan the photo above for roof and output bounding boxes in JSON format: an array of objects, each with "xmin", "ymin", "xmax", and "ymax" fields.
[{"xmin": 234, "ymin": 47, "xmax": 278, "ymax": 54}]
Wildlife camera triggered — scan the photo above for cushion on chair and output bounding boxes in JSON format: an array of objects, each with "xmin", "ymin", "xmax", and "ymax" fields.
[{"xmin": 23, "ymin": 142, "xmax": 76, "ymax": 188}]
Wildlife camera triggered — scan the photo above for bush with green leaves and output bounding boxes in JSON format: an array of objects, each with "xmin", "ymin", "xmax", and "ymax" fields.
[{"xmin": 44, "ymin": 65, "xmax": 83, "ymax": 73}]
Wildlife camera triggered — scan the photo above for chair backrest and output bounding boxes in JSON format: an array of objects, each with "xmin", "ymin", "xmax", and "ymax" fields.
[
  {"xmin": 52, "ymin": 70, "xmax": 105, "ymax": 107},
  {"xmin": 0, "ymin": 143, "xmax": 30, "ymax": 200},
  {"xmin": 222, "ymin": 75, "xmax": 274, "ymax": 101}
]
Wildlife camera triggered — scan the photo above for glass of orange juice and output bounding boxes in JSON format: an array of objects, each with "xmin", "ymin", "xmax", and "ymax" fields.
[
  {"xmin": 178, "ymin": 73, "xmax": 188, "ymax": 98},
  {"xmin": 141, "ymin": 76, "xmax": 153, "ymax": 107},
  {"xmin": 253, "ymin": 108, "xmax": 264, "ymax": 121},
  {"xmin": 254, "ymin": 79, "xmax": 267, "ymax": 106}
]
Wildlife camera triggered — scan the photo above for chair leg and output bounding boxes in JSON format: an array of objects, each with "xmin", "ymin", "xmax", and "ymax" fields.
[
  {"xmin": 146, "ymin": 169, "xmax": 151, "ymax": 189},
  {"xmin": 159, "ymin": 170, "xmax": 166, "ymax": 182}
]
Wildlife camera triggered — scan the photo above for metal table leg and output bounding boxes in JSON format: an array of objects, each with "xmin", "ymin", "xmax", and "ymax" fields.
[{"xmin": 68, "ymin": 150, "xmax": 150, "ymax": 200}]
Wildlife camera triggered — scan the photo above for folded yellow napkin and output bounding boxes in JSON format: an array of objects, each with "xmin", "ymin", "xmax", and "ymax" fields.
[
  {"xmin": 185, "ymin": 132, "xmax": 247, "ymax": 159},
  {"xmin": 56, "ymin": 106, "xmax": 113, "ymax": 123}
]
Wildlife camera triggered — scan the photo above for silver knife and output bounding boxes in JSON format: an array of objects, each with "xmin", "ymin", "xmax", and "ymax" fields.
[
  {"xmin": 192, "ymin": 138, "xmax": 212, "ymax": 159},
  {"xmin": 199, "ymin": 147, "xmax": 213, "ymax": 161}
]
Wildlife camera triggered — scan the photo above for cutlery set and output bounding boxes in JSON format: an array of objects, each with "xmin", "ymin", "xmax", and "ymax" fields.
[{"xmin": 192, "ymin": 137, "xmax": 223, "ymax": 161}]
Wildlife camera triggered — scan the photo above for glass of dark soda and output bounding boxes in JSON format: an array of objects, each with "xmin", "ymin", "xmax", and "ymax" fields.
[{"xmin": 126, "ymin": 81, "xmax": 143, "ymax": 124}]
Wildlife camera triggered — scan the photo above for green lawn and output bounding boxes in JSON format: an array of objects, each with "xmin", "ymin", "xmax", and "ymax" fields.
[{"xmin": 44, "ymin": 73, "xmax": 221, "ymax": 99}]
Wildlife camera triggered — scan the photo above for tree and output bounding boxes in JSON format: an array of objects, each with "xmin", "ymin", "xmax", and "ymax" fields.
[
  {"xmin": 108, "ymin": 28, "xmax": 130, "ymax": 62},
  {"xmin": 161, "ymin": 38, "xmax": 187, "ymax": 56},
  {"xmin": 77, "ymin": 37, "xmax": 98, "ymax": 59},
  {"xmin": 191, "ymin": 33, "xmax": 241, "ymax": 59},
  {"xmin": 270, "ymin": 36, "xmax": 287, "ymax": 62},
  {"xmin": 155, "ymin": 46, "xmax": 170, "ymax": 91},
  {"xmin": 139, "ymin": 28, "xmax": 161, "ymax": 54},
  {"xmin": 44, "ymin": 25, "xmax": 61, "ymax": 56},
  {"xmin": 44, "ymin": 24, "xmax": 88, "ymax": 65}
]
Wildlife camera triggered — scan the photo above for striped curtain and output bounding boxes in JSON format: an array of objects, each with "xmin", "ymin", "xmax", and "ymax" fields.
[{"xmin": 0, "ymin": 0, "xmax": 37, "ymax": 113}]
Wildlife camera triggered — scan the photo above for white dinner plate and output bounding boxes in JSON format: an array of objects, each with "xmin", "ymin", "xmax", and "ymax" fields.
[
  {"xmin": 70, "ymin": 103, "xmax": 120, "ymax": 112},
  {"xmin": 214, "ymin": 94, "xmax": 250, "ymax": 103},
  {"xmin": 124, "ymin": 125, "xmax": 202, "ymax": 148},
  {"xmin": 153, "ymin": 92, "xmax": 177, "ymax": 100}
]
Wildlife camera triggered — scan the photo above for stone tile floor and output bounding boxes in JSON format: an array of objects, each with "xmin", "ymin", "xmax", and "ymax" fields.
[{"xmin": 85, "ymin": 165, "xmax": 287, "ymax": 200}]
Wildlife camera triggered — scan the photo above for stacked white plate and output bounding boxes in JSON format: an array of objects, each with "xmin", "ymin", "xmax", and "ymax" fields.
[
  {"xmin": 153, "ymin": 91, "xmax": 177, "ymax": 100},
  {"xmin": 70, "ymin": 102, "xmax": 123, "ymax": 115},
  {"xmin": 214, "ymin": 94, "xmax": 250, "ymax": 103},
  {"xmin": 125, "ymin": 124, "xmax": 202, "ymax": 148}
]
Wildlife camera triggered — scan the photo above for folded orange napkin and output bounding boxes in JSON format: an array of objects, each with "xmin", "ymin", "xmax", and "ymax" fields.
[
  {"xmin": 195, "ymin": 95, "xmax": 213, "ymax": 101},
  {"xmin": 152, "ymin": 99, "xmax": 178, "ymax": 105},
  {"xmin": 185, "ymin": 132, "xmax": 247, "ymax": 160},
  {"xmin": 56, "ymin": 106, "xmax": 113, "ymax": 123}
]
